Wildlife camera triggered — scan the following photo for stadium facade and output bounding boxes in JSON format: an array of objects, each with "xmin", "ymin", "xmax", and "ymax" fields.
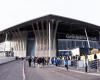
[{"xmin": 0, "ymin": 14, "xmax": 100, "ymax": 58}]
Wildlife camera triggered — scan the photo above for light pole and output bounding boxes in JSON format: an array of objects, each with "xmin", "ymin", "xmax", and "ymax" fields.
[{"xmin": 84, "ymin": 28, "xmax": 90, "ymax": 72}]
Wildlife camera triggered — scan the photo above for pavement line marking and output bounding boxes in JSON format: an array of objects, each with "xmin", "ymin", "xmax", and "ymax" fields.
[
  {"xmin": 58, "ymin": 67, "xmax": 100, "ymax": 76},
  {"xmin": 23, "ymin": 62, "xmax": 25, "ymax": 80}
]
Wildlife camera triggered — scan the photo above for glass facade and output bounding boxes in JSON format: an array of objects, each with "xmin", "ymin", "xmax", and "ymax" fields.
[{"xmin": 58, "ymin": 39, "xmax": 100, "ymax": 50}]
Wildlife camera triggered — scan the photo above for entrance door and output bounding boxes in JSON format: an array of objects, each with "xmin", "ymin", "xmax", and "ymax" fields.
[{"xmin": 27, "ymin": 39, "xmax": 35, "ymax": 56}]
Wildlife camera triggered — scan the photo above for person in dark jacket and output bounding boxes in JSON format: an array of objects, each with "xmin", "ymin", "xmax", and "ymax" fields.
[
  {"xmin": 28, "ymin": 56, "xmax": 32, "ymax": 67},
  {"xmin": 55, "ymin": 58, "xmax": 59, "ymax": 66},
  {"xmin": 94, "ymin": 53, "xmax": 97, "ymax": 60},
  {"xmin": 33, "ymin": 57, "xmax": 36, "ymax": 67}
]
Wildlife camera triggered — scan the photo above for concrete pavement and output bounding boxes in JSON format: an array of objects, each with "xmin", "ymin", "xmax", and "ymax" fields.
[
  {"xmin": 0, "ymin": 61, "xmax": 100, "ymax": 80},
  {"xmin": 25, "ymin": 62, "xmax": 100, "ymax": 80},
  {"xmin": 0, "ymin": 61, "xmax": 23, "ymax": 80}
]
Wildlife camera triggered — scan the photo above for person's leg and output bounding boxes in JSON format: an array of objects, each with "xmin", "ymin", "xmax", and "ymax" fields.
[
  {"xmin": 65, "ymin": 65, "xmax": 68, "ymax": 70},
  {"xmin": 65, "ymin": 65, "xmax": 67, "ymax": 70},
  {"xmin": 30, "ymin": 62, "xmax": 31, "ymax": 67},
  {"xmin": 67, "ymin": 65, "xmax": 68, "ymax": 70},
  {"xmin": 38, "ymin": 63, "xmax": 39, "ymax": 67},
  {"xmin": 34, "ymin": 62, "xmax": 35, "ymax": 67},
  {"xmin": 56, "ymin": 63, "xmax": 57, "ymax": 66},
  {"xmin": 29, "ymin": 62, "xmax": 31, "ymax": 67}
]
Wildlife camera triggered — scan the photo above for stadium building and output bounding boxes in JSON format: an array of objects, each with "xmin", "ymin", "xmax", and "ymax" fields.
[{"xmin": 0, "ymin": 14, "xmax": 100, "ymax": 58}]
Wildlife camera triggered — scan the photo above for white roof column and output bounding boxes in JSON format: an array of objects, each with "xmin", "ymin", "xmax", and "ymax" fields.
[
  {"xmin": 17, "ymin": 29, "xmax": 27, "ymax": 57},
  {"xmin": 10, "ymin": 30, "xmax": 19, "ymax": 57},
  {"xmin": 52, "ymin": 21, "xmax": 59, "ymax": 57},
  {"xmin": 48, "ymin": 21, "xmax": 51, "ymax": 58},
  {"xmin": 32, "ymin": 22, "xmax": 40, "ymax": 57},
  {"xmin": 41, "ymin": 21, "xmax": 45, "ymax": 56},
  {"xmin": 14, "ymin": 30, "xmax": 22, "ymax": 57},
  {"xmin": 4, "ymin": 33, "xmax": 8, "ymax": 52},
  {"xmin": 32, "ymin": 23, "xmax": 37, "ymax": 57},
  {"xmin": 36, "ymin": 22, "xmax": 42, "ymax": 57},
  {"xmin": 45, "ymin": 21, "xmax": 49, "ymax": 57},
  {"xmin": 48, "ymin": 20, "xmax": 59, "ymax": 57}
]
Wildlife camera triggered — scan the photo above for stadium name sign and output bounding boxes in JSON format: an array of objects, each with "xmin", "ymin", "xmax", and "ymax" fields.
[{"xmin": 66, "ymin": 34, "xmax": 97, "ymax": 40}]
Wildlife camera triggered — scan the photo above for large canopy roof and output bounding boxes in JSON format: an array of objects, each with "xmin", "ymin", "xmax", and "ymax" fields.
[
  {"xmin": 1, "ymin": 14, "xmax": 100, "ymax": 33},
  {"xmin": 0, "ymin": 14, "xmax": 100, "ymax": 41}
]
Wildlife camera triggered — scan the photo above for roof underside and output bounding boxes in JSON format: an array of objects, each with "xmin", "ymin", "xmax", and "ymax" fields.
[
  {"xmin": 0, "ymin": 14, "xmax": 100, "ymax": 42},
  {"xmin": 0, "ymin": 14, "xmax": 100, "ymax": 34}
]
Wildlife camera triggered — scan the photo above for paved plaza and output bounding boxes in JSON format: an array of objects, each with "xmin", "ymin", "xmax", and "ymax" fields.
[{"xmin": 0, "ymin": 61, "xmax": 100, "ymax": 80}]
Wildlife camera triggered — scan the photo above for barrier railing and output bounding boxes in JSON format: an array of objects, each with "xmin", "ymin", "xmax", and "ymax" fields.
[{"xmin": 53, "ymin": 59, "xmax": 100, "ymax": 73}]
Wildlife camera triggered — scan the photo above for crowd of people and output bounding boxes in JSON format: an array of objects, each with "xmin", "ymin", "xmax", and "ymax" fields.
[
  {"xmin": 27, "ymin": 57, "xmax": 50, "ymax": 67},
  {"xmin": 15, "ymin": 54, "xmax": 100, "ymax": 72},
  {"xmin": 15, "ymin": 55, "xmax": 81, "ymax": 70},
  {"xmin": 27, "ymin": 56, "xmax": 70, "ymax": 70}
]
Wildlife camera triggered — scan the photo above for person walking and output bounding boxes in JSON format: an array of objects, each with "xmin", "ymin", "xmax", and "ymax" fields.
[
  {"xmin": 55, "ymin": 57, "xmax": 58, "ymax": 66},
  {"xmin": 28, "ymin": 56, "xmax": 32, "ymax": 67},
  {"xmin": 33, "ymin": 57, "xmax": 36, "ymax": 67},
  {"xmin": 64, "ymin": 57, "xmax": 68, "ymax": 70}
]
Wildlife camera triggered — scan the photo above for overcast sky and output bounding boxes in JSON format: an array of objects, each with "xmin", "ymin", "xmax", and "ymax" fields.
[{"xmin": 0, "ymin": 0, "xmax": 100, "ymax": 31}]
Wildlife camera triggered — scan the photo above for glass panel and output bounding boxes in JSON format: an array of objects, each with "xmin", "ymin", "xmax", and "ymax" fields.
[{"xmin": 58, "ymin": 39, "xmax": 100, "ymax": 50}]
